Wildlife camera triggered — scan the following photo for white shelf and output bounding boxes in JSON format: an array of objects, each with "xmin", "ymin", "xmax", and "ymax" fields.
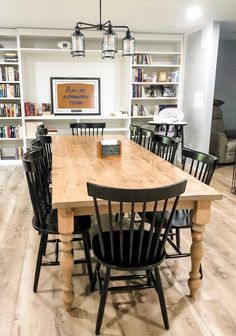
[
  {"xmin": 131, "ymin": 116, "xmax": 154, "ymax": 119},
  {"xmin": 0, "ymin": 48, "xmax": 18, "ymax": 51},
  {"xmin": 132, "ymin": 82, "xmax": 179, "ymax": 85},
  {"xmin": 0, "ymin": 81, "xmax": 20, "ymax": 84},
  {"xmin": 24, "ymin": 115, "xmax": 130, "ymax": 121},
  {"xmin": 135, "ymin": 51, "xmax": 181, "ymax": 55},
  {"xmin": 0, "ymin": 117, "xmax": 22, "ymax": 120},
  {"xmin": 0, "ymin": 138, "xmax": 23, "ymax": 141},
  {"xmin": 0, "ymin": 62, "xmax": 19, "ymax": 65},
  {"xmin": 25, "ymin": 115, "xmax": 79, "ymax": 120},
  {"xmin": 132, "ymin": 97, "xmax": 178, "ymax": 100},
  {"xmin": 0, "ymin": 97, "xmax": 21, "ymax": 100},
  {"xmin": 132, "ymin": 64, "xmax": 180, "ymax": 68}
]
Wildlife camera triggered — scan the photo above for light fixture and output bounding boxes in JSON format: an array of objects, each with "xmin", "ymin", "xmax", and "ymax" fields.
[
  {"xmin": 71, "ymin": 0, "xmax": 135, "ymax": 59},
  {"xmin": 186, "ymin": 7, "xmax": 202, "ymax": 20}
]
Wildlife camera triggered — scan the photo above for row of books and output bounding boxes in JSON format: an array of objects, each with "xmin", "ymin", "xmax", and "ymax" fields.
[
  {"xmin": 132, "ymin": 69, "xmax": 179, "ymax": 82},
  {"xmin": 132, "ymin": 54, "xmax": 152, "ymax": 65},
  {"xmin": 25, "ymin": 102, "xmax": 51, "ymax": 116},
  {"xmin": 0, "ymin": 125, "xmax": 23, "ymax": 138},
  {"xmin": 131, "ymin": 104, "xmax": 149, "ymax": 116},
  {"xmin": 0, "ymin": 83, "xmax": 21, "ymax": 98},
  {"xmin": 0, "ymin": 66, "xmax": 19, "ymax": 81},
  {"xmin": 3, "ymin": 53, "xmax": 18, "ymax": 62},
  {"xmin": 0, "ymin": 146, "xmax": 23, "ymax": 160},
  {"xmin": 0, "ymin": 103, "xmax": 21, "ymax": 117},
  {"xmin": 133, "ymin": 85, "xmax": 177, "ymax": 98}
]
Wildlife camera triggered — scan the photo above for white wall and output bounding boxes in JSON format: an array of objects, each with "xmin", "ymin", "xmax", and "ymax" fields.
[
  {"xmin": 182, "ymin": 22, "xmax": 220, "ymax": 152},
  {"xmin": 214, "ymin": 39, "xmax": 236, "ymax": 130},
  {"xmin": 21, "ymin": 52, "xmax": 129, "ymax": 116}
]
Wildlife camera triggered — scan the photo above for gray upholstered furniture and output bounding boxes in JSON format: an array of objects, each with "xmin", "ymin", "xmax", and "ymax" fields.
[{"xmin": 210, "ymin": 100, "xmax": 236, "ymax": 164}]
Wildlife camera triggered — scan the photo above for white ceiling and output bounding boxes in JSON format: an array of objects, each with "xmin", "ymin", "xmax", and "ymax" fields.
[{"xmin": 1, "ymin": 0, "xmax": 236, "ymax": 35}]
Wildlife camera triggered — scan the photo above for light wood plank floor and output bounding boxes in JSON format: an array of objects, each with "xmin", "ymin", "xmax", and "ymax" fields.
[{"xmin": 0, "ymin": 164, "xmax": 236, "ymax": 336}]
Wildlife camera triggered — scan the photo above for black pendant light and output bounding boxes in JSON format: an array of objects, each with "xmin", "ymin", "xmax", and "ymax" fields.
[{"xmin": 71, "ymin": 0, "xmax": 135, "ymax": 59}]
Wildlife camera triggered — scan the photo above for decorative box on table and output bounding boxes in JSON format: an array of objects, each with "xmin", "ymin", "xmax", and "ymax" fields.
[{"xmin": 97, "ymin": 139, "xmax": 122, "ymax": 158}]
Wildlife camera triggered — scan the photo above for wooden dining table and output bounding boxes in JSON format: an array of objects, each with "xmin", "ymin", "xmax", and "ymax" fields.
[{"xmin": 52, "ymin": 135, "xmax": 222, "ymax": 310}]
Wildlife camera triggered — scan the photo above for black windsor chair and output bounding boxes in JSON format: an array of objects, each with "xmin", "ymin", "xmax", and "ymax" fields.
[
  {"xmin": 70, "ymin": 122, "xmax": 106, "ymax": 135},
  {"xmin": 129, "ymin": 124, "xmax": 142, "ymax": 143},
  {"xmin": 151, "ymin": 134, "xmax": 179, "ymax": 164},
  {"xmin": 87, "ymin": 180, "xmax": 187, "ymax": 335},
  {"xmin": 36, "ymin": 124, "xmax": 48, "ymax": 137},
  {"xmin": 139, "ymin": 127, "xmax": 155, "ymax": 150},
  {"xmin": 23, "ymin": 149, "xmax": 93, "ymax": 292},
  {"xmin": 165, "ymin": 148, "xmax": 217, "ymax": 271}
]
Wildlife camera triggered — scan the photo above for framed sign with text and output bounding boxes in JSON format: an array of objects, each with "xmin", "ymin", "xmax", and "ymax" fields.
[{"xmin": 50, "ymin": 77, "xmax": 101, "ymax": 115}]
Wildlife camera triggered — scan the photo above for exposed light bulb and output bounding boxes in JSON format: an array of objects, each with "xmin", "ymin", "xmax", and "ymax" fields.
[{"xmin": 186, "ymin": 7, "xmax": 202, "ymax": 20}]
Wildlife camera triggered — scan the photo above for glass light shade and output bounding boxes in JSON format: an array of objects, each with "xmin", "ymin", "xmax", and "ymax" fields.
[
  {"xmin": 101, "ymin": 42, "xmax": 115, "ymax": 59},
  {"xmin": 71, "ymin": 28, "xmax": 85, "ymax": 57},
  {"xmin": 102, "ymin": 28, "xmax": 117, "ymax": 54},
  {"xmin": 122, "ymin": 31, "xmax": 135, "ymax": 56}
]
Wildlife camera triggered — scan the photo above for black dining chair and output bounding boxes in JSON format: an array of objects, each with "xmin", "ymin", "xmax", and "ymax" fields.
[
  {"xmin": 130, "ymin": 124, "xmax": 142, "ymax": 143},
  {"xmin": 140, "ymin": 127, "xmax": 155, "ymax": 150},
  {"xmin": 151, "ymin": 134, "xmax": 179, "ymax": 164},
  {"xmin": 165, "ymin": 148, "xmax": 218, "ymax": 266},
  {"xmin": 23, "ymin": 149, "xmax": 93, "ymax": 292},
  {"xmin": 87, "ymin": 180, "xmax": 187, "ymax": 335},
  {"xmin": 36, "ymin": 124, "xmax": 48, "ymax": 137},
  {"xmin": 70, "ymin": 122, "xmax": 106, "ymax": 135},
  {"xmin": 31, "ymin": 135, "xmax": 52, "ymax": 185}
]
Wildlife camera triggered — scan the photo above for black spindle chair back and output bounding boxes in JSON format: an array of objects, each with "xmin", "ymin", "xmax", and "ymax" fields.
[
  {"xmin": 140, "ymin": 127, "xmax": 155, "ymax": 150},
  {"xmin": 87, "ymin": 181, "xmax": 186, "ymax": 268},
  {"xmin": 130, "ymin": 124, "xmax": 141, "ymax": 144},
  {"xmin": 70, "ymin": 122, "xmax": 106, "ymax": 136},
  {"xmin": 87, "ymin": 180, "xmax": 186, "ymax": 334},
  {"xmin": 23, "ymin": 149, "xmax": 51, "ymax": 231},
  {"xmin": 38, "ymin": 135, "xmax": 52, "ymax": 174},
  {"xmin": 151, "ymin": 134, "xmax": 178, "ymax": 164},
  {"xmin": 182, "ymin": 147, "xmax": 217, "ymax": 185}
]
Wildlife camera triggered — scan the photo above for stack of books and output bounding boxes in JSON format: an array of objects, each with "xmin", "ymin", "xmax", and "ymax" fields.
[{"xmin": 3, "ymin": 53, "xmax": 18, "ymax": 63}]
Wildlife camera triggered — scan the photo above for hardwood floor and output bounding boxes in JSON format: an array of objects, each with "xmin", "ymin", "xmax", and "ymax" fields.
[{"xmin": 0, "ymin": 164, "xmax": 235, "ymax": 336}]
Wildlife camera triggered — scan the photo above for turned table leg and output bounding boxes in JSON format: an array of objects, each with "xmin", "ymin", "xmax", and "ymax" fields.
[
  {"xmin": 58, "ymin": 208, "xmax": 74, "ymax": 310},
  {"xmin": 188, "ymin": 200, "xmax": 211, "ymax": 299}
]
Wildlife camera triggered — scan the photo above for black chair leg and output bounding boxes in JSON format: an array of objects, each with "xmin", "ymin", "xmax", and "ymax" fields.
[
  {"xmin": 82, "ymin": 232, "xmax": 93, "ymax": 284},
  {"xmin": 176, "ymin": 228, "xmax": 180, "ymax": 250},
  {"xmin": 43, "ymin": 233, "xmax": 48, "ymax": 255},
  {"xmin": 95, "ymin": 267, "xmax": 111, "ymax": 335},
  {"xmin": 33, "ymin": 233, "xmax": 47, "ymax": 293},
  {"xmin": 86, "ymin": 231, "xmax": 92, "ymax": 249},
  {"xmin": 146, "ymin": 270, "xmax": 152, "ymax": 286},
  {"xmin": 153, "ymin": 267, "xmax": 169, "ymax": 330},
  {"xmin": 91, "ymin": 262, "xmax": 101, "ymax": 292}
]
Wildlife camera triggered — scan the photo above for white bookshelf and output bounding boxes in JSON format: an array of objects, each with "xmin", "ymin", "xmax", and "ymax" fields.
[
  {"xmin": 0, "ymin": 32, "xmax": 23, "ymax": 162},
  {"xmin": 0, "ymin": 28, "xmax": 184, "ymax": 161}
]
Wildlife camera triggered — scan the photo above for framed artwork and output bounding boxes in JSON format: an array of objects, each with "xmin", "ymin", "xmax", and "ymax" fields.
[
  {"xmin": 158, "ymin": 71, "xmax": 167, "ymax": 82},
  {"xmin": 50, "ymin": 77, "xmax": 101, "ymax": 115}
]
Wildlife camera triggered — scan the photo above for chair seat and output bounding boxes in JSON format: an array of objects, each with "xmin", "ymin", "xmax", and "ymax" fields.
[
  {"xmin": 146, "ymin": 210, "xmax": 192, "ymax": 229},
  {"xmin": 33, "ymin": 209, "xmax": 91, "ymax": 234},
  {"xmin": 92, "ymin": 230, "xmax": 166, "ymax": 270}
]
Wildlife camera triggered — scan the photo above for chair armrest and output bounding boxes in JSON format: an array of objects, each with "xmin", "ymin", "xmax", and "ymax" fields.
[
  {"xmin": 225, "ymin": 130, "xmax": 236, "ymax": 139},
  {"xmin": 210, "ymin": 132, "xmax": 227, "ymax": 163}
]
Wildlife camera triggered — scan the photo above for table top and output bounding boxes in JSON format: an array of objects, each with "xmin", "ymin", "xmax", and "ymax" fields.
[{"xmin": 52, "ymin": 135, "xmax": 222, "ymax": 210}]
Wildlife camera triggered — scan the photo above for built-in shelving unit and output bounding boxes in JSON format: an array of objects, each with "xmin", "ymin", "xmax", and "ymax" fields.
[
  {"xmin": 0, "ymin": 28, "xmax": 183, "ymax": 163},
  {"xmin": 130, "ymin": 37, "xmax": 183, "ymax": 121},
  {"xmin": 0, "ymin": 30, "xmax": 23, "ymax": 162}
]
